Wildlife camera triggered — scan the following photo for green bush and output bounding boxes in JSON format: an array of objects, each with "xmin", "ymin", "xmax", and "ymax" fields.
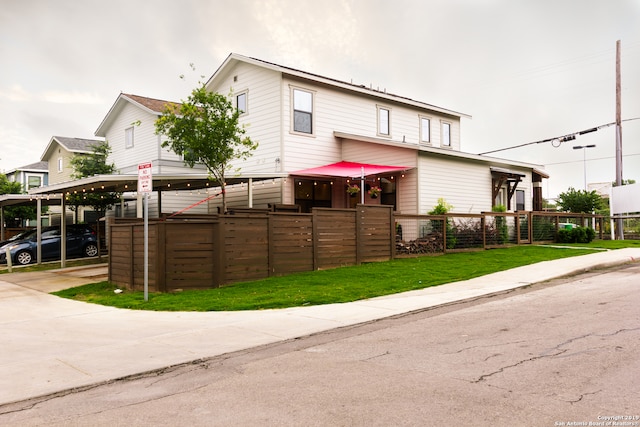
[{"xmin": 556, "ymin": 226, "xmax": 596, "ymax": 244}]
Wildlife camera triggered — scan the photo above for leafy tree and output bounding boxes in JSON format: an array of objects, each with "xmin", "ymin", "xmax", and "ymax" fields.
[
  {"xmin": 0, "ymin": 173, "xmax": 38, "ymax": 227},
  {"xmin": 67, "ymin": 141, "xmax": 120, "ymax": 220},
  {"xmin": 155, "ymin": 83, "xmax": 258, "ymax": 213},
  {"xmin": 556, "ymin": 187, "xmax": 603, "ymax": 213}
]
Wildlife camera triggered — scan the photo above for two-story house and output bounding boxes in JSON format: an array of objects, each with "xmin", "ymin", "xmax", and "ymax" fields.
[
  {"xmin": 34, "ymin": 54, "xmax": 547, "ymax": 220},
  {"xmin": 200, "ymin": 53, "xmax": 547, "ymax": 214},
  {"xmin": 40, "ymin": 136, "xmax": 104, "ymax": 224},
  {"xmin": 95, "ymin": 93, "xmax": 210, "ymax": 217}
]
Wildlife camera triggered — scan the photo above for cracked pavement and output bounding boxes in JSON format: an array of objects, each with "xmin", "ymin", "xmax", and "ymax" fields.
[{"xmin": 1, "ymin": 263, "xmax": 639, "ymax": 426}]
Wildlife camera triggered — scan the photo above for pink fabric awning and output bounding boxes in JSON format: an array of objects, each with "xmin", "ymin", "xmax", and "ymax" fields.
[{"xmin": 292, "ymin": 161, "xmax": 409, "ymax": 178}]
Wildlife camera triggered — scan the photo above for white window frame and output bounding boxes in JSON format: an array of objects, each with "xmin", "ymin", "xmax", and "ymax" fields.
[
  {"xmin": 419, "ymin": 116, "xmax": 431, "ymax": 144},
  {"xmin": 125, "ymin": 126, "xmax": 134, "ymax": 149},
  {"xmin": 377, "ymin": 105, "xmax": 391, "ymax": 137},
  {"xmin": 57, "ymin": 157, "xmax": 63, "ymax": 173},
  {"xmin": 236, "ymin": 90, "xmax": 248, "ymax": 115},
  {"xmin": 441, "ymin": 121, "xmax": 451, "ymax": 147},
  {"xmin": 27, "ymin": 174, "xmax": 42, "ymax": 189},
  {"xmin": 291, "ymin": 86, "xmax": 315, "ymax": 136}
]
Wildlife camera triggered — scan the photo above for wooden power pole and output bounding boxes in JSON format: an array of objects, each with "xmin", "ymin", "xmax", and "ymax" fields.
[{"xmin": 615, "ymin": 40, "xmax": 624, "ymax": 239}]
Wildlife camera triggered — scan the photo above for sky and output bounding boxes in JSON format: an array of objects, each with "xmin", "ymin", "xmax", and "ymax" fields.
[{"xmin": 1, "ymin": 0, "xmax": 639, "ymax": 199}]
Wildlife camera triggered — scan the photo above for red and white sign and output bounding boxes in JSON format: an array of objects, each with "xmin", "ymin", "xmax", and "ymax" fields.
[{"xmin": 138, "ymin": 162, "xmax": 153, "ymax": 193}]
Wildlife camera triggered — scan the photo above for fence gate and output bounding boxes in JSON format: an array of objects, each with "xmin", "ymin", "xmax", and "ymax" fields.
[{"xmin": 518, "ymin": 212, "xmax": 531, "ymax": 244}]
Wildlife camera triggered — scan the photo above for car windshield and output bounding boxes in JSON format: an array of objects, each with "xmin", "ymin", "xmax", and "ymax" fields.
[{"xmin": 8, "ymin": 229, "xmax": 38, "ymax": 241}]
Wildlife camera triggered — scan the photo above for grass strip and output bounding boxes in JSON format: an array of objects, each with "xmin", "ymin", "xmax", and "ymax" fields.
[{"xmin": 52, "ymin": 245, "xmax": 613, "ymax": 311}]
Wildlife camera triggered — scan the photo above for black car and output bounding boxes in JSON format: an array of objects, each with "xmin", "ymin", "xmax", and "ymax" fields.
[{"xmin": 0, "ymin": 225, "xmax": 99, "ymax": 265}]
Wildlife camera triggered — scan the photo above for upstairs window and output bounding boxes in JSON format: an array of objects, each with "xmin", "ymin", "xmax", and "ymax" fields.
[
  {"xmin": 27, "ymin": 175, "xmax": 42, "ymax": 189},
  {"xmin": 378, "ymin": 106, "xmax": 390, "ymax": 136},
  {"xmin": 293, "ymin": 88, "xmax": 313, "ymax": 134},
  {"xmin": 236, "ymin": 91, "xmax": 247, "ymax": 114},
  {"xmin": 420, "ymin": 117, "xmax": 431, "ymax": 143},
  {"xmin": 441, "ymin": 122, "xmax": 451, "ymax": 147},
  {"xmin": 57, "ymin": 157, "xmax": 63, "ymax": 172},
  {"xmin": 125, "ymin": 126, "xmax": 134, "ymax": 149}
]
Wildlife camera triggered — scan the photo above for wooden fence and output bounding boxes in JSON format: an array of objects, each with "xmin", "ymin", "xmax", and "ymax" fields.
[{"xmin": 108, "ymin": 205, "xmax": 393, "ymax": 292}]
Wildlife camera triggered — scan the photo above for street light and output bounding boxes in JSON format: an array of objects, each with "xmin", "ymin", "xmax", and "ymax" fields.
[{"xmin": 573, "ymin": 144, "xmax": 596, "ymax": 190}]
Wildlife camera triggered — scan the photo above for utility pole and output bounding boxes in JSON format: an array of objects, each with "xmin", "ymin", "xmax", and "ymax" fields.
[{"xmin": 615, "ymin": 40, "xmax": 624, "ymax": 239}]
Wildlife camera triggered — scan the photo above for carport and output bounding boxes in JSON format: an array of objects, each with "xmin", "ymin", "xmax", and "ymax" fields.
[{"xmin": 22, "ymin": 172, "xmax": 287, "ymax": 266}]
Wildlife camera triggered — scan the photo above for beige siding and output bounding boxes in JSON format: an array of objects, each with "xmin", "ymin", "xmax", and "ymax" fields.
[
  {"xmin": 418, "ymin": 155, "xmax": 532, "ymax": 214},
  {"xmin": 104, "ymin": 102, "xmax": 184, "ymax": 174},
  {"xmin": 44, "ymin": 144, "xmax": 76, "ymax": 185},
  {"xmin": 208, "ymin": 62, "xmax": 283, "ymax": 175},
  {"xmin": 207, "ymin": 180, "xmax": 284, "ymax": 212},
  {"xmin": 341, "ymin": 139, "xmax": 418, "ymax": 167}
]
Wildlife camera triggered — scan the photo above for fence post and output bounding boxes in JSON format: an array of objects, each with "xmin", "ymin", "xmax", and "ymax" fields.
[
  {"xmin": 355, "ymin": 205, "xmax": 362, "ymax": 265},
  {"xmin": 156, "ymin": 221, "xmax": 166, "ymax": 292}
]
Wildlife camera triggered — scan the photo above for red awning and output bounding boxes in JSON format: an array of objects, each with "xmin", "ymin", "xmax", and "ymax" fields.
[{"xmin": 292, "ymin": 161, "xmax": 409, "ymax": 178}]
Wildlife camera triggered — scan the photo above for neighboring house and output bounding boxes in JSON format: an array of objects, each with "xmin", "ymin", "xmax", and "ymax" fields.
[
  {"xmin": 197, "ymin": 53, "xmax": 548, "ymax": 214},
  {"xmin": 40, "ymin": 136, "xmax": 104, "ymax": 223},
  {"xmin": 5, "ymin": 161, "xmax": 48, "ymax": 192},
  {"xmin": 94, "ymin": 93, "xmax": 210, "ymax": 217},
  {"xmin": 40, "ymin": 136, "xmax": 103, "ymax": 185}
]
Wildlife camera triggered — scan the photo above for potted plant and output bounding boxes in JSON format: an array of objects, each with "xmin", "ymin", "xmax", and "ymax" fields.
[
  {"xmin": 368, "ymin": 186, "xmax": 381, "ymax": 199},
  {"xmin": 346, "ymin": 184, "xmax": 360, "ymax": 197}
]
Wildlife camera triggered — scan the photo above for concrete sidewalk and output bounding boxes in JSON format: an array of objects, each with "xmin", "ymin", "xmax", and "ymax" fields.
[{"xmin": 0, "ymin": 249, "xmax": 638, "ymax": 406}]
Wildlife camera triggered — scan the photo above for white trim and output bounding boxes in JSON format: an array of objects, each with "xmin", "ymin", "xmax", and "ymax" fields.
[
  {"xmin": 289, "ymin": 85, "xmax": 315, "ymax": 136},
  {"xmin": 419, "ymin": 115, "xmax": 431, "ymax": 144},
  {"xmin": 377, "ymin": 105, "xmax": 391, "ymax": 137}
]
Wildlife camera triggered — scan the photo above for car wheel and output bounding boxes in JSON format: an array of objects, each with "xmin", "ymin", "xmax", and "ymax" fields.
[
  {"xmin": 84, "ymin": 243, "xmax": 99, "ymax": 257},
  {"xmin": 15, "ymin": 250, "xmax": 33, "ymax": 265}
]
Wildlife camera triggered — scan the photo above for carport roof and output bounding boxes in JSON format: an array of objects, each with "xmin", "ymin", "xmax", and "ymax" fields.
[
  {"xmin": 27, "ymin": 173, "xmax": 289, "ymax": 196},
  {"xmin": 0, "ymin": 194, "xmax": 63, "ymax": 208}
]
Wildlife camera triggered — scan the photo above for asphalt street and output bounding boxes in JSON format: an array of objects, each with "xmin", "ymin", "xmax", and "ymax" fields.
[{"xmin": 2, "ymin": 263, "xmax": 638, "ymax": 427}]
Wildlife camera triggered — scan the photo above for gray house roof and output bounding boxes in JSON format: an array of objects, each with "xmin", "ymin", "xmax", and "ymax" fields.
[
  {"xmin": 6, "ymin": 161, "xmax": 48, "ymax": 175},
  {"xmin": 40, "ymin": 136, "xmax": 103, "ymax": 161}
]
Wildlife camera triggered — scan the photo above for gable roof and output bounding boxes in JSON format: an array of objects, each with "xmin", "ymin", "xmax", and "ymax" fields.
[
  {"xmin": 40, "ymin": 136, "xmax": 103, "ymax": 162},
  {"xmin": 95, "ymin": 93, "xmax": 181, "ymax": 137},
  {"xmin": 5, "ymin": 161, "xmax": 49, "ymax": 175},
  {"xmin": 206, "ymin": 53, "xmax": 470, "ymax": 119}
]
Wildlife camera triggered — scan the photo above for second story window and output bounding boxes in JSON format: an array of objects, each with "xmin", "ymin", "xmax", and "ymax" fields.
[
  {"xmin": 57, "ymin": 157, "xmax": 63, "ymax": 172},
  {"xmin": 236, "ymin": 92, "xmax": 247, "ymax": 114},
  {"xmin": 27, "ymin": 175, "xmax": 42, "ymax": 189},
  {"xmin": 378, "ymin": 106, "xmax": 390, "ymax": 136},
  {"xmin": 420, "ymin": 117, "xmax": 431, "ymax": 143},
  {"xmin": 293, "ymin": 88, "xmax": 313, "ymax": 134},
  {"xmin": 441, "ymin": 122, "xmax": 451, "ymax": 147},
  {"xmin": 125, "ymin": 126, "xmax": 134, "ymax": 149}
]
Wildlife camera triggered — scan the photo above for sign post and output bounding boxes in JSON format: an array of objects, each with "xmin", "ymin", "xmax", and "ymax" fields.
[{"xmin": 138, "ymin": 162, "xmax": 152, "ymax": 301}]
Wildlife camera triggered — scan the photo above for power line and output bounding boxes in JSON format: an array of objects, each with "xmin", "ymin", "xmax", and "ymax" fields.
[
  {"xmin": 545, "ymin": 152, "xmax": 640, "ymax": 166},
  {"xmin": 478, "ymin": 117, "xmax": 640, "ymax": 156}
]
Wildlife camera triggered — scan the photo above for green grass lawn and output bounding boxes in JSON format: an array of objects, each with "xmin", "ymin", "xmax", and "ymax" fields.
[{"xmin": 52, "ymin": 243, "xmax": 638, "ymax": 312}]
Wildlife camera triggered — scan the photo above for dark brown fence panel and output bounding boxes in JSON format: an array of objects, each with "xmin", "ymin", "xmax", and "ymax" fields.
[
  {"xmin": 108, "ymin": 224, "xmax": 134, "ymax": 287},
  {"xmin": 357, "ymin": 205, "xmax": 393, "ymax": 263},
  {"xmin": 314, "ymin": 208, "xmax": 357, "ymax": 269},
  {"xmin": 223, "ymin": 215, "xmax": 269, "ymax": 284},
  {"xmin": 269, "ymin": 213, "xmax": 314, "ymax": 275},
  {"xmin": 163, "ymin": 221, "xmax": 219, "ymax": 291},
  {"xmin": 130, "ymin": 224, "xmax": 158, "ymax": 292}
]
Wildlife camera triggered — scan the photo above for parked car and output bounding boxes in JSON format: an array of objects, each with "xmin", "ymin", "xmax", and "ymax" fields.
[
  {"xmin": 0, "ymin": 229, "xmax": 35, "ymax": 248},
  {"xmin": 0, "ymin": 225, "xmax": 99, "ymax": 265}
]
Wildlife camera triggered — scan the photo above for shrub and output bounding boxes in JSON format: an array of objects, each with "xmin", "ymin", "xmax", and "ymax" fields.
[{"xmin": 556, "ymin": 226, "xmax": 596, "ymax": 244}]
